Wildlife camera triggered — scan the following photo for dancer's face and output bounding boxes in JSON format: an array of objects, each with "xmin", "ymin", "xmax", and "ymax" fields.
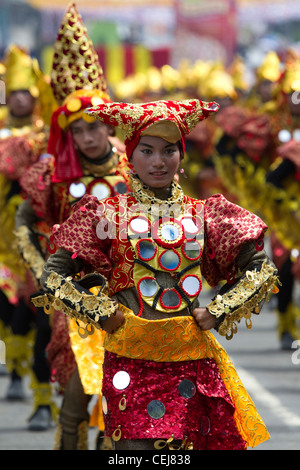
[
  {"xmin": 130, "ymin": 135, "xmax": 181, "ymax": 189},
  {"xmin": 8, "ymin": 90, "xmax": 36, "ymax": 117},
  {"xmin": 70, "ymin": 118, "xmax": 111, "ymax": 160}
]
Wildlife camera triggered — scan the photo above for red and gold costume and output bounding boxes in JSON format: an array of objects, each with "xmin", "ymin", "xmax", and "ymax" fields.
[
  {"xmin": 0, "ymin": 45, "xmax": 48, "ymax": 305},
  {"xmin": 0, "ymin": 45, "xmax": 50, "ymax": 394},
  {"xmin": 33, "ymin": 99, "xmax": 278, "ymax": 450}
]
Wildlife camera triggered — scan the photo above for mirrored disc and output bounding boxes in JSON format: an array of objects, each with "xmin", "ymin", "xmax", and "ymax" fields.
[
  {"xmin": 161, "ymin": 289, "xmax": 181, "ymax": 308},
  {"xmin": 147, "ymin": 400, "xmax": 165, "ymax": 419},
  {"xmin": 200, "ymin": 416, "xmax": 211, "ymax": 436},
  {"xmin": 137, "ymin": 240, "xmax": 156, "ymax": 260},
  {"xmin": 278, "ymin": 129, "xmax": 291, "ymax": 142},
  {"xmin": 0, "ymin": 128, "xmax": 12, "ymax": 139},
  {"xmin": 293, "ymin": 129, "xmax": 300, "ymax": 142},
  {"xmin": 182, "ymin": 218, "xmax": 199, "ymax": 235},
  {"xmin": 178, "ymin": 379, "xmax": 196, "ymax": 398},
  {"xmin": 114, "ymin": 181, "xmax": 128, "ymax": 194},
  {"xmin": 130, "ymin": 217, "xmax": 149, "ymax": 234},
  {"xmin": 139, "ymin": 278, "xmax": 159, "ymax": 297},
  {"xmin": 69, "ymin": 182, "xmax": 86, "ymax": 198},
  {"xmin": 181, "ymin": 276, "xmax": 201, "ymax": 296},
  {"xmin": 91, "ymin": 182, "xmax": 111, "ymax": 200},
  {"xmin": 102, "ymin": 395, "xmax": 108, "ymax": 414},
  {"xmin": 159, "ymin": 250, "xmax": 180, "ymax": 270},
  {"xmin": 112, "ymin": 370, "xmax": 130, "ymax": 390},
  {"xmin": 160, "ymin": 224, "xmax": 180, "ymax": 241},
  {"xmin": 183, "ymin": 240, "xmax": 202, "ymax": 260}
]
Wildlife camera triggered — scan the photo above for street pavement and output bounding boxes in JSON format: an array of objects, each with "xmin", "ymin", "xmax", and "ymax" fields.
[
  {"xmin": 217, "ymin": 295, "xmax": 300, "ymax": 451},
  {"xmin": 0, "ymin": 294, "xmax": 299, "ymax": 450}
]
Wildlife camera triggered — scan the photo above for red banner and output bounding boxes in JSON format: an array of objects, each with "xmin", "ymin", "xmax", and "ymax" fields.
[{"xmin": 173, "ymin": 0, "xmax": 237, "ymax": 65}]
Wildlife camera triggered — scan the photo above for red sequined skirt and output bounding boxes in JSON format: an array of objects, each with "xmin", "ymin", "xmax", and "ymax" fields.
[{"xmin": 102, "ymin": 351, "xmax": 247, "ymax": 450}]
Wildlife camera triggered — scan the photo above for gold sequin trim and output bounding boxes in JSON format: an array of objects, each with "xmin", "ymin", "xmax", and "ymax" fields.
[
  {"xmin": 31, "ymin": 272, "xmax": 116, "ymax": 328},
  {"xmin": 207, "ymin": 261, "xmax": 278, "ymax": 340}
]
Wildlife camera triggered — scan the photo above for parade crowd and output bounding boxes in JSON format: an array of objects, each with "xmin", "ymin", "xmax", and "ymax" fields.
[{"xmin": 0, "ymin": 1, "xmax": 298, "ymax": 451}]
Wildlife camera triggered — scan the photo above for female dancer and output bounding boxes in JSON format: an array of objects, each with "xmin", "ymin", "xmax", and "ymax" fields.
[{"xmin": 33, "ymin": 99, "xmax": 278, "ymax": 450}]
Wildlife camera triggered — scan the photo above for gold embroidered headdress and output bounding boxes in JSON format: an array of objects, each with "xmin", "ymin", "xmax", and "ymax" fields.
[
  {"xmin": 85, "ymin": 99, "xmax": 219, "ymax": 158},
  {"xmin": 50, "ymin": 2, "xmax": 108, "ymax": 107},
  {"xmin": 279, "ymin": 50, "xmax": 300, "ymax": 94},
  {"xmin": 256, "ymin": 51, "xmax": 281, "ymax": 83},
  {"xmin": 4, "ymin": 45, "xmax": 41, "ymax": 97},
  {"xmin": 201, "ymin": 63, "xmax": 237, "ymax": 100}
]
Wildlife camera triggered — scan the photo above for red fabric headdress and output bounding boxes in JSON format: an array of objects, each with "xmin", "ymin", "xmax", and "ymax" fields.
[{"xmin": 85, "ymin": 99, "xmax": 219, "ymax": 159}]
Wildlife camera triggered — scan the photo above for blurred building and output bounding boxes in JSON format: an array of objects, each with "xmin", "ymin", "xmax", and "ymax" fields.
[
  {"xmin": 0, "ymin": 0, "xmax": 237, "ymax": 84},
  {"xmin": 1, "ymin": 0, "xmax": 300, "ymax": 85}
]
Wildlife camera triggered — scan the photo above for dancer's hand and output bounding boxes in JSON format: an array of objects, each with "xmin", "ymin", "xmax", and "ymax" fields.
[
  {"xmin": 101, "ymin": 309, "xmax": 125, "ymax": 333},
  {"xmin": 192, "ymin": 307, "xmax": 216, "ymax": 330}
]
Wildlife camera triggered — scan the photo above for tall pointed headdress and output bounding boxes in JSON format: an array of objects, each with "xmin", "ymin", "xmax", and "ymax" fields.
[
  {"xmin": 51, "ymin": 2, "xmax": 108, "ymax": 106},
  {"xmin": 279, "ymin": 49, "xmax": 300, "ymax": 94},
  {"xmin": 4, "ymin": 45, "xmax": 41, "ymax": 97},
  {"xmin": 256, "ymin": 51, "xmax": 281, "ymax": 83},
  {"xmin": 48, "ymin": 2, "xmax": 111, "ymax": 182}
]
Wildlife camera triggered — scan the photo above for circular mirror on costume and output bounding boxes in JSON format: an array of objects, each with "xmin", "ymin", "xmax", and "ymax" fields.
[
  {"xmin": 278, "ymin": 129, "xmax": 291, "ymax": 143},
  {"xmin": 139, "ymin": 278, "xmax": 159, "ymax": 297},
  {"xmin": 114, "ymin": 181, "xmax": 128, "ymax": 194},
  {"xmin": 160, "ymin": 289, "xmax": 181, "ymax": 308},
  {"xmin": 200, "ymin": 416, "xmax": 211, "ymax": 436},
  {"xmin": 161, "ymin": 223, "xmax": 180, "ymax": 241},
  {"xmin": 178, "ymin": 379, "xmax": 196, "ymax": 398},
  {"xmin": 102, "ymin": 395, "xmax": 108, "ymax": 414},
  {"xmin": 0, "ymin": 128, "xmax": 12, "ymax": 139},
  {"xmin": 182, "ymin": 240, "xmax": 202, "ymax": 260},
  {"xmin": 112, "ymin": 371, "xmax": 131, "ymax": 390},
  {"xmin": 181, "ymin": 275, "xmax": 202, "ymax": 297},
  {"xmin": 159, "ymin": 250, "xmax": 180, "ymax": 271},
  {"xmin": 129, "ymin": 217, "xmax": 150, "ymax": 235},
  {"xmin": 147, "ymin": 400, "xmax": 165, "ymax": 419},
  {"xmin": 182, "ymin": 217, "xmax": 200, "ymax": 236},
  {"xmin": 153, "ymin": 219, "xmax": 184, "ymax": 248},
  {"xmin": 137, "ymin": 239, "xmax": 156, "ymax": 261},
  {"xmin": 89, "ymin": 181, "xmax": 111, "ymax": 200},
  {"xmin": 69, "ymin": 181, "xmax": 86, "ymax": 198}
]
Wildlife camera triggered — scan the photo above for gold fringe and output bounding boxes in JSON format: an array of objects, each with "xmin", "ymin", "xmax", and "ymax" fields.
[
  {"xmin": 276, "ymin": 303, "xmax": 300, "ymax": 338},
  {"xmin": 53, "ymin": 423, "xmax": 62, "ymax": 450},
  {"xmin": 5, "ymin": 330, "xmax": 35, "ymax": 376},
  {"xmin": 14, "ymin": 225, "xmax": 45, "ymax": 281},
  {"xmin": 53, "ymin": 421, "xmax": 89, "ymax": 450},
  {"xmin": 32, "ymin": 272, "xmax": 117, "ymax": 328},
  {"xmin": 30, "ymin": 374, "xmax": 59, "ymax": 422},
  {"xmin": 207, "ymin": 262, "xmax": 279, "ymax": 340},
  {"xmin": 77, "ymin": 421, "xmax": 89, "ymax": 450}
]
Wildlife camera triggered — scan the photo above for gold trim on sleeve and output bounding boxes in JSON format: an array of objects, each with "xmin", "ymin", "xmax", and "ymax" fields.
[
  {"xmin": 207, "ymin": 262, "xmax": 279, "ymax": 340},
  {"xmin": 31, "ymin": 272, "xmax": 117, "ymax": 329}
]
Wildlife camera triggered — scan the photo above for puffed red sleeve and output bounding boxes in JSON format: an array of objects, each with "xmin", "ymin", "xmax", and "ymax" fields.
[
  {"xmin": 51, "ymin": 193, "xmax": 113, "ymax": 278},
  {"xmin": 201, "ymin": 193, "xmax": 268, "ymax": 287},
  {"xmin": 19, "ymin": 155, "xmax": 54, "ymax": 222}
]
